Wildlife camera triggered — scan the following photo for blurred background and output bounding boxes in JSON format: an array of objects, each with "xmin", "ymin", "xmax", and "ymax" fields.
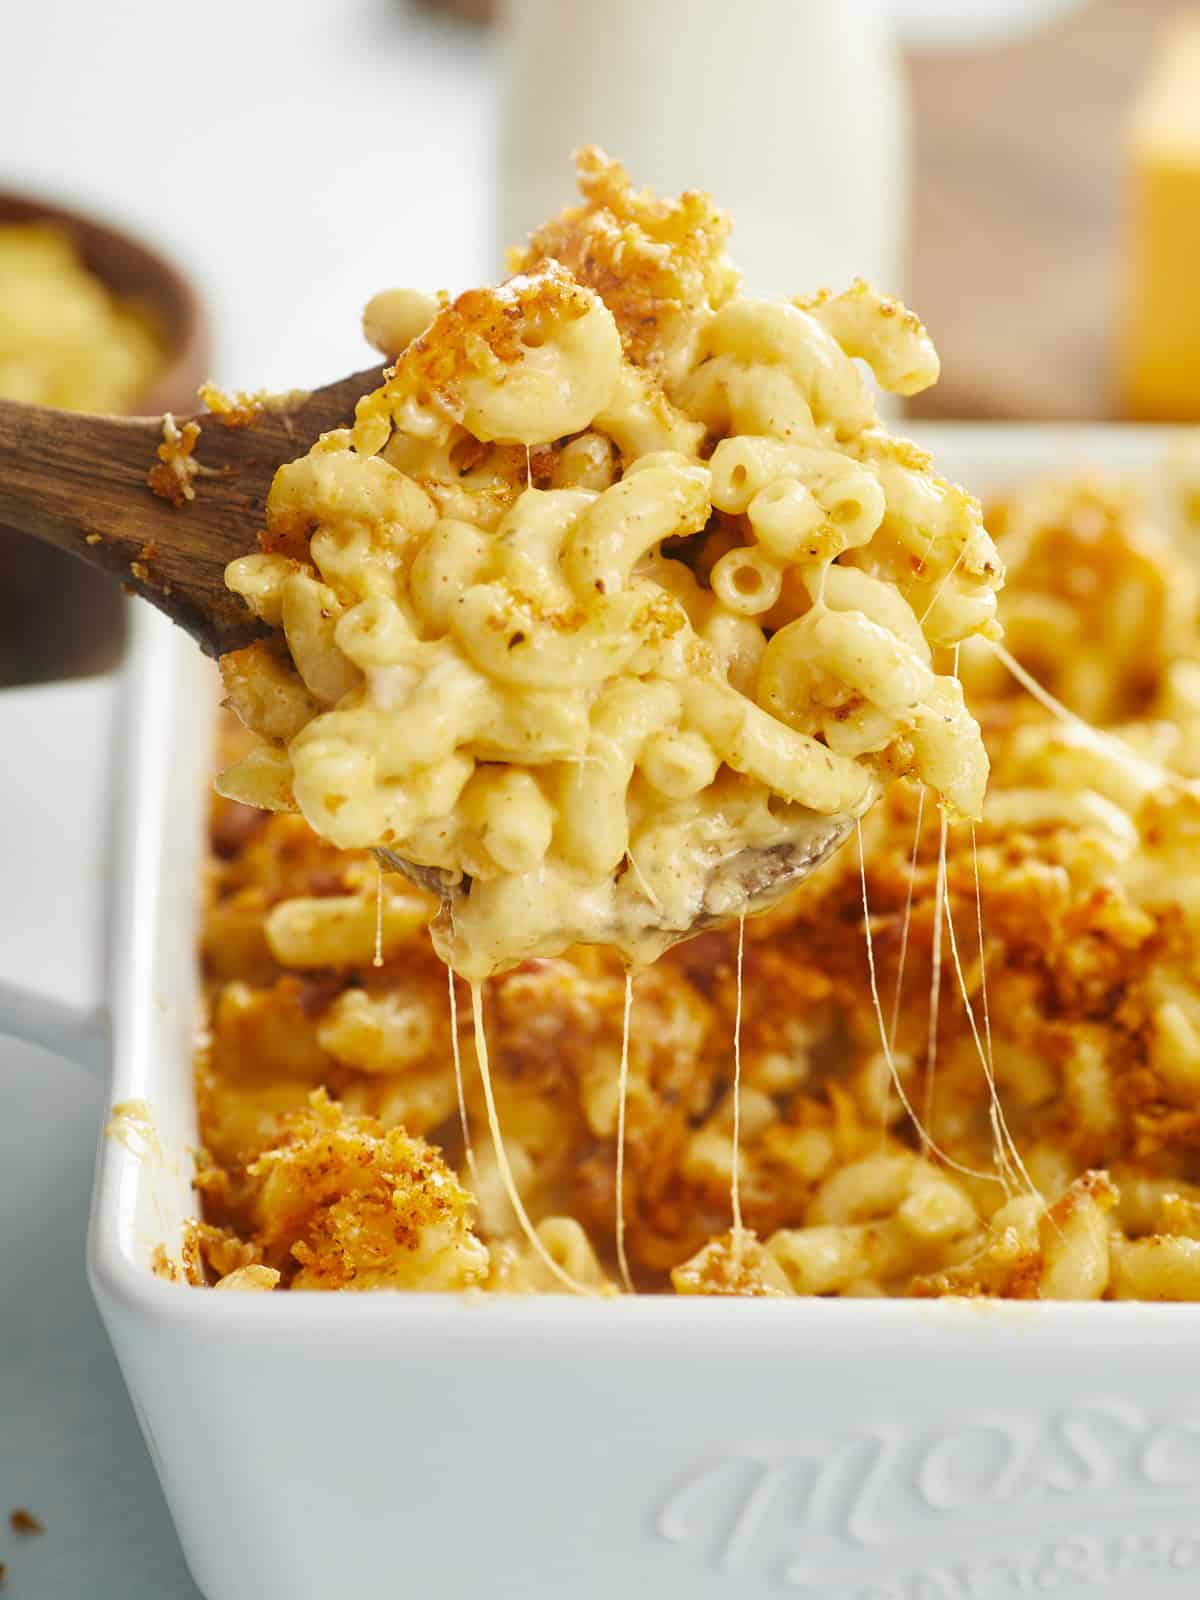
[
  {"xmin": 5, "ymin": 0, "xmax": 1195, "ymax": 405},
  {"xmin": 3, "ymin": 0, "xmax": 1198, "ymax": 683}
]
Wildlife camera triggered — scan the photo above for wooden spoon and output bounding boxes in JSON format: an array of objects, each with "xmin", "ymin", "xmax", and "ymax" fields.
[
  {"xmin": 378, "ymin": 813, "xmax": 859, "ymax": 963},
  {"xmin": 0, "ymin": 368, "xmax": 383, "ymax": 658},
  {"xmin": 0, "ymin": 378, "xmax": 860, "ymax": 927}
]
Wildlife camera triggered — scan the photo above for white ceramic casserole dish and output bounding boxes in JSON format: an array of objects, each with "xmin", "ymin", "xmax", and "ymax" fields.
[{"xmin": 5, "ymin": 425, "xmax": 1200, "ymax": 1600}]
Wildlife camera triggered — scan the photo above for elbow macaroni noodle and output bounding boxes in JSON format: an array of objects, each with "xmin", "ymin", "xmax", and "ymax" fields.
[{"xmin": 219, "ymin": 151, "xmax": 1001, "ymax": 979}]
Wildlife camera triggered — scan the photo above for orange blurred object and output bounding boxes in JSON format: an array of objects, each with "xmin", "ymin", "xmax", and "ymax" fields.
[{"xmin": 1121, "ymin": 13, "xmax": 1200, "ymax": 420}]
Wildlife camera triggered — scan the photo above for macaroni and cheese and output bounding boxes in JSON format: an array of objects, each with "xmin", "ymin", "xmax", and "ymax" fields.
[
  {"xmin": 189, "ymin": 456, "xmax": 1200, "ymax": 1298},
  {"xmin": 218, "ymin": 152, "xmax": 1002, "ymax": 979},
  {"xmin": 186, "ymin": 154, "xmax": 1200, "ymax": 1302}
]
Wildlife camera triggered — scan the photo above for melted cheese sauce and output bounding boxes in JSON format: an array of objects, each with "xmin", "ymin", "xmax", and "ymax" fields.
[
  {"xmin": 857, "ymin": 819, "xmax": 998, "ymax": 1189},
  {"xmin": 447, "ymin": 963, "xmax": 479, "ymax": 1190},
  {"xmin": 730, "ymin": 916, "xmax": 746, "ymax": 1241},
  {"xmin": 429, "ymin": 799, "xmax": 868, "ymax": 981}
]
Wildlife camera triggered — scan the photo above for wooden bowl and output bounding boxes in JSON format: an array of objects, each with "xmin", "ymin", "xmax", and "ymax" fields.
[{"xmin": 0, "ymin": 191, "xmax": 212, "ymax": 686}]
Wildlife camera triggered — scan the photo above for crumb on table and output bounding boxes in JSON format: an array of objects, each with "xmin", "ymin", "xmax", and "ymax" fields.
[{"xmin": 9, "ymin": 1509, "xmax": 43, "ymax": 1535}]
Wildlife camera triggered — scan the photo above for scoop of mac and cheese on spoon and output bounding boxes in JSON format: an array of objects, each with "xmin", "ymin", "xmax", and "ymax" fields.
[{"xmin": 218, "ymin": 150, "xmax": 1002, "ymax": 979}]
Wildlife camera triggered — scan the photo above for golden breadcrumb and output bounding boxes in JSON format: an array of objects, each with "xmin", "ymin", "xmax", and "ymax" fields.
[
  {"xmin": 150, "ymin": 1244, "xmax": 184, "ymax": 1283},
  {"xmin": 199, "ymin": 382, "xmax": 270, "ymax": 428},
  {"xmin": 198, "ymin": 381, "xmax": 310, "ymax": 427},
  {"xmin": 508, "ymin": 145, "xmax": 738, "ymax": 383},
  {"xmin": 208, "ymin": 1089, "xmax": 489, "ymax": 1291},
  {"xmin": 352, "ymin": 260, "xmax": 602, "ymax": 454},
  {"xmin": 146, "ymin": 413, "xmax": 201, "ymax": 506}
]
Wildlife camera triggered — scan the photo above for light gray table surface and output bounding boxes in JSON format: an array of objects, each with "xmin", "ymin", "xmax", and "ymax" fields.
[{"xmin": 0, "ymin": 1036, "xmax": 200, "ymax": 1597}]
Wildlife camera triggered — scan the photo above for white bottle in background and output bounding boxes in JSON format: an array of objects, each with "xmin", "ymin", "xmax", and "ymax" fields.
[
  {"xmin": 499, "ymin": 0, "xmax": 1089, "ymax": 300},
  {"xmin": 500, "ymin": 0, "xmax": 907, "ymax": 297}
]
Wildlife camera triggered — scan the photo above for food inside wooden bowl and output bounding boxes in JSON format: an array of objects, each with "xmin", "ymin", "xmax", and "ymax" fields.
[{"xmin": 0, "ymin": 191, "xmax": 209, "ymax": 685}]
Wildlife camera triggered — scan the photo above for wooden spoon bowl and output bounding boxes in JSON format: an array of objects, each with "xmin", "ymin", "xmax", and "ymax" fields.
[{"xmin": 0, "ymin": 190, "xmax": 210, "ymax": 686}]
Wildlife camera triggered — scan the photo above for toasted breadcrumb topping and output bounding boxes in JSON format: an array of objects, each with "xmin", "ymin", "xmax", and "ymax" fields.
[
  {"xmin": 508, "ymin": 146, "xmax": 739, "ymax": 385},
  {"xmin": 211, "ymin": 1089, "xmax": 489, "ymax": 1290},
  {"xmin": 146, "ymin": 413, "xmax": 201, "ymax": 506},
  {"xmin": 189, "ymin": 457, "xmax": 1200, "ymax": 1297}
]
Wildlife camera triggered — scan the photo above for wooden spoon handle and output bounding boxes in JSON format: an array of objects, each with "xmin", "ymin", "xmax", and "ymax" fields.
[
  {"xmin": 0, "ymin": 396, "xmax": 269, "ymax": 655},
  {"xmin": 0, "ymin": 399, "xmax": 154, "ymax": 549},
  {"xmin": 0, "ymin": 364, "xmax": 384, "ymax": 657}
]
